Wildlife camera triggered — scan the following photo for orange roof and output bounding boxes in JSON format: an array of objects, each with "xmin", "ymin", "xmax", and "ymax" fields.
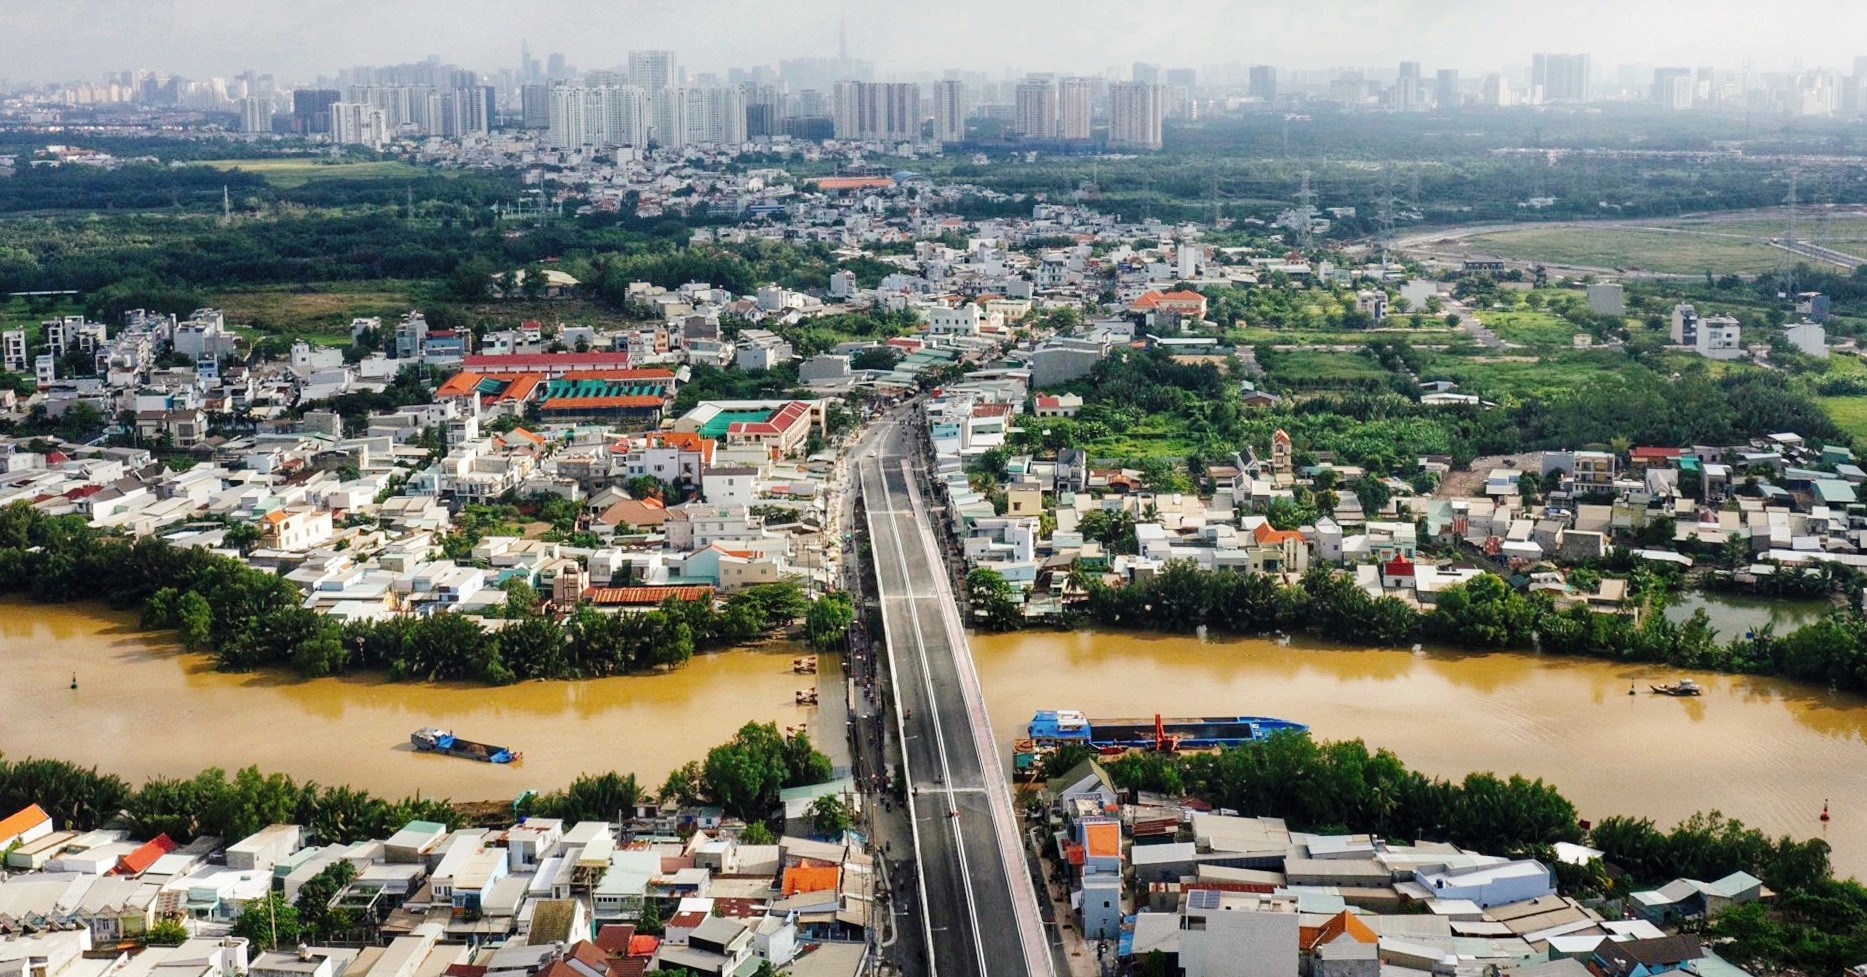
[
  {"xmin": 582, "ymin": 585, "xmax": 715, "ymax": 605},
  {"xmin": 0, "ymin": 805, "xmax": 49, "ymax": 841},
  {"xmin": 1082, "ymin": 821, "xmax": 1121, "ymax": 859},
  {"xmin": 116, "ymin": 834, "xmax": 177, "ymax": 876},
  {"xmin": 597, "ymin": 498, "xmax": 670, "ymax": 528},
  {"xmin": 1302, "ymin": 910, "xmax": 1378, "ymax": 951},
  {"xmin": 1131, "ymin": 289, "xmax": 1208, "ymax": 310},
  {"xmin": 815, "ymin": 176, "xmax": 896, "ymax": 191},
  {"xmin": 782, "ymin": 864, "xmax": 841, "ymax": 896},
  {"xmin": 1253, "ymin": 522, "xmax": 1304, "ymax": 546},
  {"xmin": 539, "ymin": 395, "xmax": 666, "ymax": 410},
  {"xmin": 626, "ymin": 935, "xmax": 659, "ymax": 957}
]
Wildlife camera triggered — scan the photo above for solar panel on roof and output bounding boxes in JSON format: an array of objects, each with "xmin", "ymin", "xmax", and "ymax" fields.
[{"xmin": 1188, "ymin": 889, "xmax": 1220, "ymax": 910}]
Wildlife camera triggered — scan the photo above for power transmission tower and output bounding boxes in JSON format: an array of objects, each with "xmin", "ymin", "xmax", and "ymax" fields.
[
  {"xmin": 1287, "ymin": 171, "xmax": 1318, "ymax": 252},
  {"xmin": 1375, "ymin": 161, "xmax": 1398, "ymax": 266},
  {"xmin": 1776, "ymin": 168, "xmax": 1801, "ymax": 298}
]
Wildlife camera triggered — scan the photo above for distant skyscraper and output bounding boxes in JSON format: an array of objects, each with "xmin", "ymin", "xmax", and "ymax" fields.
[
  {"xmin": 1435, "ymin": 69, "xmax": 1460, "ymax": 110},
  {"xmin": 1483, "ymin": 73, "xmax": 1513, "ymax": 107},
  {"xmin": 682, "ymin": 87, "xmax": 747, "ymax": 146},
  {"xmin": 1108, "ymin": 81, "xmax": 1163, "ymax": 151},
  {"xmin": 1394, "ymin": 61, "xmax": 1424, "ymax": 112},
  {"xmin": 1165, "ymin": 68, "xmax": 1197, "ymax": 90},
  {"xmin": 521, "ymin": 84, "xmax": 550, "ymax": 129},
  {"xmin": 629, "ymin": 50, "xmax": 678, "ymax": 91},
  {"xmin": 546, "ymin": 53, "xmax": 570, "ymax": 81},
  {"xmin": 832, "ymin": 81, "xmax": 920, "ymax": 142},
  {"xmin": 1132, "ymin": 62, "xmax": 1161, "ymax": 85},
  {"xmin": 1248, "ymin": 65, "xmax": 1277, "ymax": 102},
  {"xmin": 1015, "ymin": 76, "xmax": 1059, "ymax": 139},
  {"xmin": 1532, "ymin": 53, "xmax": 1591, "ymax": 102},
  {"xmin": 1059, "ymin": 77, "xmax": 1092, "ymax": 140},
  {"xmin": 292, "ymin": 89, "xmax": 339, "ymax": 134},
  {"xmin": 239, "ymin": 95, "xmax": 272, "ymax": 133},
  {"xmin": 1651, "ymin": 67, "xmax": 1694, "ymax": 109},
  {"xmin": 932, "ymin": 79, "xmax": 968, "ymax": 143},
  {"xmin": 547, "ymin": 82, "xmax": 648, "ymax": 150}
]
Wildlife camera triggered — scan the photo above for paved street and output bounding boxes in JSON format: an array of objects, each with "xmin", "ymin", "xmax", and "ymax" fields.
[{"xmin": 855, "ymin": 409, "xmax": 1050, "ymax": 977}]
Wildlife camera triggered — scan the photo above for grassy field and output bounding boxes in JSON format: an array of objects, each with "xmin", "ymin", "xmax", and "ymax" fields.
[
  {"xmin": 1653, "ymin": 215, "xmax": 1867, "ymax": 245},
  {"xmin": 1820, "ymin": 396, "xmax": 1867, "ymax": 440},
  {"xmin": 1476, "ymin": 310, "xmax": 1584, "ymax": 348},
  {"xmin": 1082, "ymin": 415, "xmax": 1199, "ymax": 461},
  {"xmin": 1460, "ymin": 227, "xmax": 1787, "ymax": 275},
  {"xmin": 1417, "ymin": 349, "xmax": 1641, "ymax": 399},
  {"xmin": 1229, "ymin": 326, "xmax": 1460, "ymax": 346},
  {"xmin": 211, "ymin": 282, "xmax": 427, "ymax": 343},
  {"xmin": 1263, "ymin": 350, "xmax": 1393, "ymax": 386},
  {"xmin": 196, "ymin": 159, "xmax": 448, "ymax": 189}
]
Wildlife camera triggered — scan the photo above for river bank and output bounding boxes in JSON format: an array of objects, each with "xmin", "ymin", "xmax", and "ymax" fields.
[
  {"xmin": 972, "ymin": 626, "xmax": 1867, "ymax": 880},
  {"xmin": 0, "ymin": 598, "xmax": 844, "ymax": 801}
]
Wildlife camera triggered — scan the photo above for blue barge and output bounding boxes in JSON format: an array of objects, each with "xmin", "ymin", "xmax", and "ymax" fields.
[{"xmin": 1020, "ymin": 709, "xmax": 1307, "ymax": 767}]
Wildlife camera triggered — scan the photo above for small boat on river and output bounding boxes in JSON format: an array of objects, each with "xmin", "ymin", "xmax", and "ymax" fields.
[{"xmin": 1649, "ymin": 679, "xmax": 1704, "ymax": 697}]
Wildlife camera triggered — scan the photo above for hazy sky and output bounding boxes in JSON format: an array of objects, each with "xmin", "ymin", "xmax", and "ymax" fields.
[{"xmin": 3, "ymin": 0, "xmax": 1865, "ymax": 83}]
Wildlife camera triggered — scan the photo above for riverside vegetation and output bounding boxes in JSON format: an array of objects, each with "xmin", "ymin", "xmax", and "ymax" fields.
[{"xmin": 0, "ymin": 503, "xmax": 856, "ymax": 684}]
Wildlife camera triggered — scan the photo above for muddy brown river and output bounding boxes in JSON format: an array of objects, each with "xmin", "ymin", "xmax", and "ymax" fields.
[{"xmin": 5, "ymin": 598, "xmax": 1864, "ymax": 877}]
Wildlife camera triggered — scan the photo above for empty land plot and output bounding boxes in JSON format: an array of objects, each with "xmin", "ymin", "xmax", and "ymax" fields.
[
  {"xmin": 212, "ymin": 283, "xmax": 422, "ymax": 341},
  {"xmin": 196, "ymin": 159, "xmax": 446, "ymax": 189},
  {"xmin": 1264, "ymin": 349, "xmax": 1392, "ymax": 389},
  {"xmin": 1476, "ymin": 310, "xmax": 1585, "ymax": 347},
  {"xmin": 1459, "ymin": 226, "xmax": 1785, "ymax": 275},
  {"xmin": 1418, "ymin": 350, "xmax": 1633, "ymax": 399}
]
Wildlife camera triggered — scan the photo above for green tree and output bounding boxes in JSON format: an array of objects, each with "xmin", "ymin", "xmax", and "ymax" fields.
[
  {"xmin": 967, "ymin": 567, "xmax": 1023, "ymax": 632},
  {"xmin": 230, "ymin": 892, "xmax": 301, "ymax": 951},
  {"xmin": 175, "ymin": 591, "xmax": 213, "ymax": 650},
  {"xmin": 223, "ymin": 522, "xmax": 262, "ymax": 555},
  {"xmin": 804, "ymin": 592, "xmax": 855, "ymax": 651},
  {"xmin": 739, "ymin": 821, "xmax": 775, "ymax": 845},
  {"xmin": 142, "ymin": 919, "xmax": 190, "ymax": 946},
  {"xmin": 808, "ymin": 795, "xmax": 855, "ymax": 835}
]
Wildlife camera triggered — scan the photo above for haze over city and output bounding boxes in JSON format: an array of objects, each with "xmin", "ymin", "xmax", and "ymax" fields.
[{"xmin": 5, "ymin": 0, "xmax": 1867, "ymax": 81}]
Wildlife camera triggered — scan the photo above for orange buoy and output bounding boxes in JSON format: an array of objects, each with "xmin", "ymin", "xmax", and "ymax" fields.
[{"xmin": 1821, "ymin": 800, "xmax": 1831, "ymax": 822}]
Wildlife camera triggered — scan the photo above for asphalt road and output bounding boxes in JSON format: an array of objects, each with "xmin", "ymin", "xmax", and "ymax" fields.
[{"xmin": 857, "ymin": 410, "xmax": 1048, "ymax": 977}]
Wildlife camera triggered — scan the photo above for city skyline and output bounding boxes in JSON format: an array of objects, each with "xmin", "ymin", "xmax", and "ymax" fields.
[{"xmin": 4, "ymin": 0, "xmax": 1867, "ymax": 85}]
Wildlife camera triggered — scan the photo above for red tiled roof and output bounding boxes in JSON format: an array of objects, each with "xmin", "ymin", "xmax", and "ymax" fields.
[
  {"xmin": 594, "ymin": 924, "xmax": 637, "ymax": 955},
  {"xmin": 1631, "ymin": 447, "xmax": 1683, "ymax": 459},
  {"xmin": 1384, "ymin": 555, "xmax": 1415, "ymax": 577},
  {"xmin": 971, "ymin": 403, "xmax": 1012, "ymax": 418},
  {"xmin": 729, "ymin": 401, "xmax": 811, "ymax": 437},
  {"xmin": 626, "ymin": 936, "xmax": 659, "ymax": 958},
  {"xmin": 582, "ymin": 585, "xmax": 715, "ymax": 605},
  {"xmin": 1253, "ymin": 523, "xmax": 1304, "ymax": 546}
]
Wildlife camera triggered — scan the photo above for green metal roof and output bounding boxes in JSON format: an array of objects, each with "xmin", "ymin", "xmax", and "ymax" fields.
[{"xmin": 698, "ymin": 409, "xmax": 774, "ymax": 439}]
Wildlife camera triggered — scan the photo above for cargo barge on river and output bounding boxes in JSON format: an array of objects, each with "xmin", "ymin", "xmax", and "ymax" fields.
[
  {"xmin": 411, "ymin": 727, "xmax": 522, "ymax": 763},
  {"xmin": 1015, "ymin": 709, "xmax": 1308, "ymax": 777}
]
